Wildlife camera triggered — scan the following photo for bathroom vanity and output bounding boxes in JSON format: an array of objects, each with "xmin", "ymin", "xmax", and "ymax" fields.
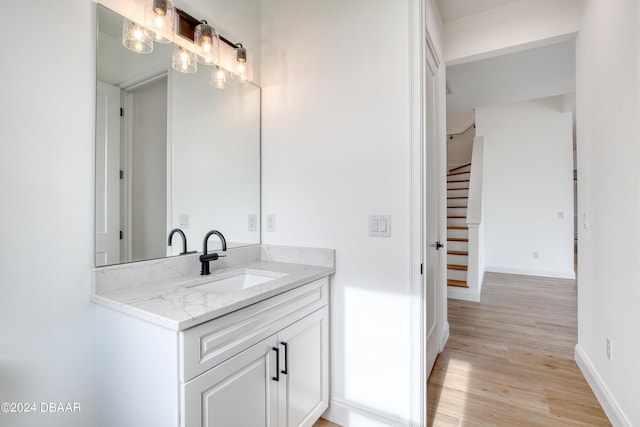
[{"xmin": 93, "ymin": 245, "xmax": 334, "ymax": 427}]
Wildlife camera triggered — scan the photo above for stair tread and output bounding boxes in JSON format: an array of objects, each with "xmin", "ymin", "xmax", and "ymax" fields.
[
  {"xmin": 447, "ymin": 196, "xmax": 469, "ymax": 199},
  {"xmin": 448, "ymin": 264, "xmax": 468, "ymax": 271},
  {"xmin": 447, "ymin": 170, "xmax": 471, "ymax": 176},
  {"xmin": 447, "ymin": 179, "xmax": 470, "ymax": 183},
  {"xmin": 448, "ymin": 206, "xmax": 468, "ymax": 209},
  {"xmin": 448, "ymin": 250, "xmax": 469, "ymax": 256},
  {"xmin": 448, "ymin": 163, "xmax": 472, "ymax": 173},
  {"xmin": 448, "ymin": 237, "xmax": 469, "ymax": 242},
  {"xmin": 448, "ymin": 215, "xmax": 466, "ymax": 218},
  {"xmin": 447, "ymin": 225, "xmax": 468, "ymax": 229},
  {"xmin": 447, "ymin": 279, "xmax": 469, "ymax": 288},
  {"xmin": 448, "ymin": 188, "xmax": 470, "ymax": 191}
]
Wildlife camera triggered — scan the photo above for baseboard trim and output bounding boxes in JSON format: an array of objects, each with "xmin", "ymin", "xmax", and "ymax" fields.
[
  {"xmin": 574, "ymin": 344, "xmax": 631, "ymax": 427},
  {"xmin": 447, "ymin": 287, "xmax": 481, "ymax": 302},
  {"xmin": 440, "ymin": 321, "xmax": 450, "ymax": 352},
  {"xmin": 484, "ymin": 265, "xmax": 575, "ymax": 280},
  {"xmin": 323, "ymin": 398, "xmax": 405, "ymax": 426}
]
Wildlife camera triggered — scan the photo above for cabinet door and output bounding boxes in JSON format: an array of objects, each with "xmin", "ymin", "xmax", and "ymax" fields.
[
  {"xmin": 277, "ymin": 308, "xmax": 329, "ymax": 427},
  {"xmin": 183, "ymin": 336, "xmax": 279, "ymax": 427}
]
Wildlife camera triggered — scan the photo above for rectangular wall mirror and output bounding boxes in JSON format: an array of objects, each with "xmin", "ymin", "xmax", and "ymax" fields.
[{"xmin": 95, "ymin": 4, "xmax": 261, "ymax": 267}]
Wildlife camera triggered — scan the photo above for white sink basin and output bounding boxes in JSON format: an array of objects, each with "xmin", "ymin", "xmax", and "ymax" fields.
[{"xmin": 185, "ymin": 270, "xmax": 287, "ymax": 294}]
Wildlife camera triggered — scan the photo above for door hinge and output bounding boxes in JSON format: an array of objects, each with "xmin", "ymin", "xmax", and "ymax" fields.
[
  {"xmin": 119, "ymin": 230, "xmax": 123, "ymax": 240},
  {"xmin": 119, "ymin": 170, "xmax": 123, "ymax": 179},
  {"xmin": 120, "ymin": 107, "xmax": 124, "ymax": 117},
  {"xmin": 420, "ymin": 263, "xmax": 424, "ymax": 275}
]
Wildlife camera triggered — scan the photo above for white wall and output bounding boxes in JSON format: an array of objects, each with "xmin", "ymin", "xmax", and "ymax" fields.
[
  {"xmin": 476, "ymin": 97, "xmax": 575, "ymax": 279},
  {"xmin": 574, "ymin": 0, "xmax": 640, "ymax": 425},
  {"xmin": 0, "ymin": 1, "xmax": 96, "ymax": 426},
  {"xmin": 261, "ymin": 0, "xmax": 442, "ymax": 424},
  {"xmin": 446, "ymin": 126, "xmax": 474, "ymax": 168},
  {"xmin": 443, "ymin": 0, "xmax": 583, "ymax": 65}
]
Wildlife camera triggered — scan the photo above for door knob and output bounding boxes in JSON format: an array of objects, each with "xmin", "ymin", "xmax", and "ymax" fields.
[{"xmin": 435, "ymin": 241, "xmax": 444, "ymax": 250}]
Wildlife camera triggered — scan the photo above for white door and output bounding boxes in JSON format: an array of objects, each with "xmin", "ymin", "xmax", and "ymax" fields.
[
  {"xmin": 424, "ymin": 49, "xmax": 441, "ymax": 376},
  {"xmin": 277, "ymin": 309, "xmax": 328, "ymax": 427},
  {"xmin": 95, "ymin": 81, "xmax": 121, "ymax": 266},
  {"xmin": 182, "ymin": 335, "xmax": 279, "ymax": 427}
]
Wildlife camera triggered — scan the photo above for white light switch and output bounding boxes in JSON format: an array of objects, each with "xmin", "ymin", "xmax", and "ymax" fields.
[
  {"xmin": 179, "ymin": 214, "xmax": 190, "ymax": 228},
  {"xmin": 248, "ymin": 214, "xmax": 257, "ymax": 232},
  {"xmin": 369, "ymin": 215, "xmax": 391, "ymax": 237},
  {"xmin": 266, "ymin": 214, "xmax": 276, "ymax": 232}
]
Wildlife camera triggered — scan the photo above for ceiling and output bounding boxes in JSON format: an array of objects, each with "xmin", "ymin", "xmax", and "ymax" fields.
[
  {"xmin": 436, "ymin": 0, "xmax": 523, "ymax": 22},
  {"xmin": 436, "ymin": 1, "xmax": 577, "ymax": 113},
  {"xmin": 445, "ymin": 39, "xmax": 576, "ymax": 112}
]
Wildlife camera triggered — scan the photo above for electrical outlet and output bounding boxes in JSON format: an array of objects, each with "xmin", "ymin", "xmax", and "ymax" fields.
[
  {"xmin": 533, "ymin": 251, "xmax": 539, "ymax": 259},
  {"xmin": 606, "ymin": 338, "xmax": 613, "ymax": 361}
]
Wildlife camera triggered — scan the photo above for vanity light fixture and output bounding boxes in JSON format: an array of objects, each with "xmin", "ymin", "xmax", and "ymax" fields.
[
  {"xmin": 172, "ymin": 46, "xmax": 197, "ymax": 73},
  {"xmin": 194, "ymin": 21, "xmax": 220, "ymax": 65},
  {"xmin": 122, "ymin": 19, "xmax": 153, "ymax": 54},
  {"xmin": 210, "ymin": 66, "xmax": 228, "ymax": 89},
  {"xmin": 145, "ymin": 0, "xmax": 175, "ymax": 43},
  {"xmin": 119, "ymin": 5, "xmax": 252, "ymax": 82}
]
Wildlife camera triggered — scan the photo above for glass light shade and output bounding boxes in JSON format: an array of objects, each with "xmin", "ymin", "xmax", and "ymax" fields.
[
  {"xmin": 194, "ymin": 22, "xmax": 219, "ymax": 65},
  {"xmin": 172, "ymin": 46, "xmax": 197, "ymax": 73},
  {"xmin": 210, "ymin": 66, "xmax": 228, "ymax": 89},
  {"xmin": 122, "ymin": 19, "xmax": 153, "ymax": 54},
  {"xmin": 145, "ymin": 0, "xmax": 174, "ymax": 43},
  {"xmin": 234, "ymin": 47, "xmax": 253, "ymax": 81}
]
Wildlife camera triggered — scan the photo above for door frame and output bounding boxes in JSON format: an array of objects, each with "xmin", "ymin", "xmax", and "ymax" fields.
[{"xmin": 409, "ymin": 0, "xmax": 447, "ymax": 425}]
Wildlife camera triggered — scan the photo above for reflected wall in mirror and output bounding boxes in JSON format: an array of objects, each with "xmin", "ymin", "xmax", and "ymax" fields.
[{"xmin": 95, "ymin": 5, "xmax": 261, "ymax": 267}]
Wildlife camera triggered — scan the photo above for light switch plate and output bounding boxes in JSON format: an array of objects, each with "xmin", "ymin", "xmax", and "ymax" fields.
[
  {"xmin": 369, "ymin": 215, "xmax": 391, "ymax": 237},
  {"xmin": 248, "ymin": 214, "xmax": 257, "ymax": 232},
  {"xmin": 179, "ymin": 214, "xmax": 190, "ymax": 229},
  {"xmin": 266, "ymin": 214, "xmax": 276, "ymax": 232}
]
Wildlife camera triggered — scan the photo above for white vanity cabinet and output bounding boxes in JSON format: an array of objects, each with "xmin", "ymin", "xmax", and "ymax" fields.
[
  {"xmin": 183, "ymin": 308, "xmax": 327, "ymax": 427},
  {"xmin": 97, "ymin": 276, "xmax": 329, "ymax": 427}
]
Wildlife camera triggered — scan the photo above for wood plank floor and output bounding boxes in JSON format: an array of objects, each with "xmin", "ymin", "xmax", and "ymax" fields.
[{"xmin": 428, "ymin": 272, "xmax": 610, "ymax": 426}]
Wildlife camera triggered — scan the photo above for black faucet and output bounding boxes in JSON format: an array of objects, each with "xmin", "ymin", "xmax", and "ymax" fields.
[
  {"xmin": 168, "ymin": 228, "xmax": 191, "ymax": 255},
  {"xmin": 200, "ymin": 230, "xmax": 227, "ymax": 275}
]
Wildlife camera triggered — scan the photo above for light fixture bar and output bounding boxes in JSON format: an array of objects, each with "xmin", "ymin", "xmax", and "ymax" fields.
[{"xmin": 175, "ymin": 8, "xmax": 241, "ymax": 49}]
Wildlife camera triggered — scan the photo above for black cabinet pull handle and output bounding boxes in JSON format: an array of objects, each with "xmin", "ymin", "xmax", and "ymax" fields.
[
  {"xmin": 272, "ymin": 347, "xmax": 280, "ymax": 381},
  {"xmin": 281, "ymin": 342, "xmax": 289, "ymax": 375}
]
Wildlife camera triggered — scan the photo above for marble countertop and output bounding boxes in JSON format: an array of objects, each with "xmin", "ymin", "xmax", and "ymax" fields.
[{"xmin": 91, "ymin": 245, "xmax": 335, "ymax": 331}]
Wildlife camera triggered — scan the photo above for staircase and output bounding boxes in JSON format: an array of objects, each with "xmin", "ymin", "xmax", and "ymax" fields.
[{"xmin": 447, "ymin": 163, "xmax": 471, "ymax": 288}]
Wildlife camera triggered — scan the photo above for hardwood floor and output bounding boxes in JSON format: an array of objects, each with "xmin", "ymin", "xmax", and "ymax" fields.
[{"xmin": 428, "ymin": 272, "xmax": 610, "ymax": 426}]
